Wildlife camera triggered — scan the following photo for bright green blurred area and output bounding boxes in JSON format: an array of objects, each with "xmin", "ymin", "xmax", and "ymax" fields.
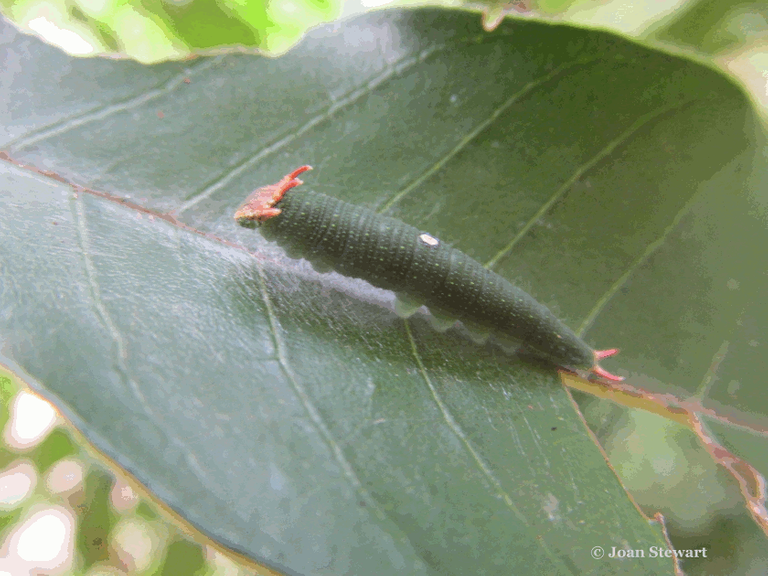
[
  {"xmin": 0, "ymin": 371, "xmax": 258, "ymax": 575},
  {"xmin": 577, "ymin": 392, "xmax": 768, "ymax": 576},
  {"xmin": 1, "ymin": 0, "xmax": 767, "ymax": 62},
  {"xmin": 0, "ymin": 0, "xmax": 340, "ymax": 62},
  {"xmin": 649, "ymin": 0, "xmax": 768, "ymax": 55}
]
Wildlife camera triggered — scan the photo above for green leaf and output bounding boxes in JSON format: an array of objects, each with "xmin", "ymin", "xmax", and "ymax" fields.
[
  {"xmin": 0, "ymin": 0, "xmax": 340, "ymax": 62},
  {"xmin": 649, "ymin": 0, "xmax": 768, "ymax": 55},
  {"xmin": 2, "ymin": 7, "xmax": 765, "ymax": 574}
]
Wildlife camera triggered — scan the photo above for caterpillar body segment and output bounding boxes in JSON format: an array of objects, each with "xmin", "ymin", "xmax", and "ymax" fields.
[
  {"xmin": 235, "ymin": 166, "xmax": 623, "ymax": 382},
  {"xmin": 393, "ymin": 294, "xmax": 424, "ymax": 319},
  {"xmin": 428, "ymin": 310, "xmax": 458, "ymax": 333}
]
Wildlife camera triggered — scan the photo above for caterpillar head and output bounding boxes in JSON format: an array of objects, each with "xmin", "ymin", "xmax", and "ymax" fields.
[{"xmin": 235, "ymin": 165, "xmax": 313, "ymax": 226}]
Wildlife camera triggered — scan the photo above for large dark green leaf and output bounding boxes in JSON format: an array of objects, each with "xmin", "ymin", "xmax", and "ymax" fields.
[
  {"xmin": 0, "ymin": 164, "xmax": 673, "ymax": 575},
  {"xmin": 2, "ymin": 8, "xmax": 765, "ymax": 574}
]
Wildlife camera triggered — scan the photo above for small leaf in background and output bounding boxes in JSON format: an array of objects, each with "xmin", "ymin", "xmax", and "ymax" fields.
[
  {"xmin": 0, "ymin": 372, "xmax": 249, "ymax": 575},
  {"xmin": 0, "ymin": 0, "xmax": 341, "ymax": 61}
]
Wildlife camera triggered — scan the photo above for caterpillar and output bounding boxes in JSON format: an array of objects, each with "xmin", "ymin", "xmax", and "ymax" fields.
[{"xmin": 234, "ymin": 166, "xmax": 623, "ymax": 381}]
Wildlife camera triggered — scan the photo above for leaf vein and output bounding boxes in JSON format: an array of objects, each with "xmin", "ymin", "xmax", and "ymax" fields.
[
  {"xmin": 378, "ymin": 57, "xmax": 597, "ymax": 214},
  {"xmin": 72, "ymin": 196, "xmax": 150, "ymax": 413},
  {"xmin": 403, "ymin": 321, "xmax": 576, "ymax": 568},
  {"xmin": 485, "ymin": 98, "xmax": 698, "ymax": 270},
  {"xmin": 72, "ymin": 193, "xmax": 229, "ymax": 489},
  {"xmin": 6, "ymin": 58, "xmax": 220, "ymax": 152},
  {"xmin": 403, "ymin": 322, "xmax": 524, "ymax": 518},
  {"xmin": 176, "ymin": 45, "xmax": 448, "ymax": 214},
  {"xmin": 577, "ymin": 175, "xmax": 705, "ymax": 337},
  {"xmin": 253, "ymin": 262, "xmax": 387, "ymax": 515}
]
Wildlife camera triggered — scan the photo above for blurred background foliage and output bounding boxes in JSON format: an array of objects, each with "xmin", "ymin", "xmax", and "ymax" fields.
[
  {"xmin": 3, "ymin": 367, "xmax": 766, "ymax": 574},
  {"xmin": 1, "ymin": 0, "xmax": 767, "ymax": 574},
  {"xmin": 0, "ymin": 371, "xmax": 273, "ymax": 575},
  {"xmin": 0, "ymin": 0, "xmax": 766, "ymax": 115},
  {"xmin": 575, "ymin": 389, "xmax": 768, "ymax": 575},
  {"xmin": 0, "ymin": 0, "xmax": 340, "ymax": 61}
]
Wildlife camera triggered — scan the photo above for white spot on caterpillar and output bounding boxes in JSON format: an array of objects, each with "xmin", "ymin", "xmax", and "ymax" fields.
[{"xmin": 419, "ymin": 233, "xmax": 439, "ymax": 247}]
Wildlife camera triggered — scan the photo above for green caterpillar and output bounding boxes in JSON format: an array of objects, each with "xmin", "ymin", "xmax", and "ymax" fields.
[{"xmin": 235, "ymin": 166, "xmax": 622, "ymax": 381}]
